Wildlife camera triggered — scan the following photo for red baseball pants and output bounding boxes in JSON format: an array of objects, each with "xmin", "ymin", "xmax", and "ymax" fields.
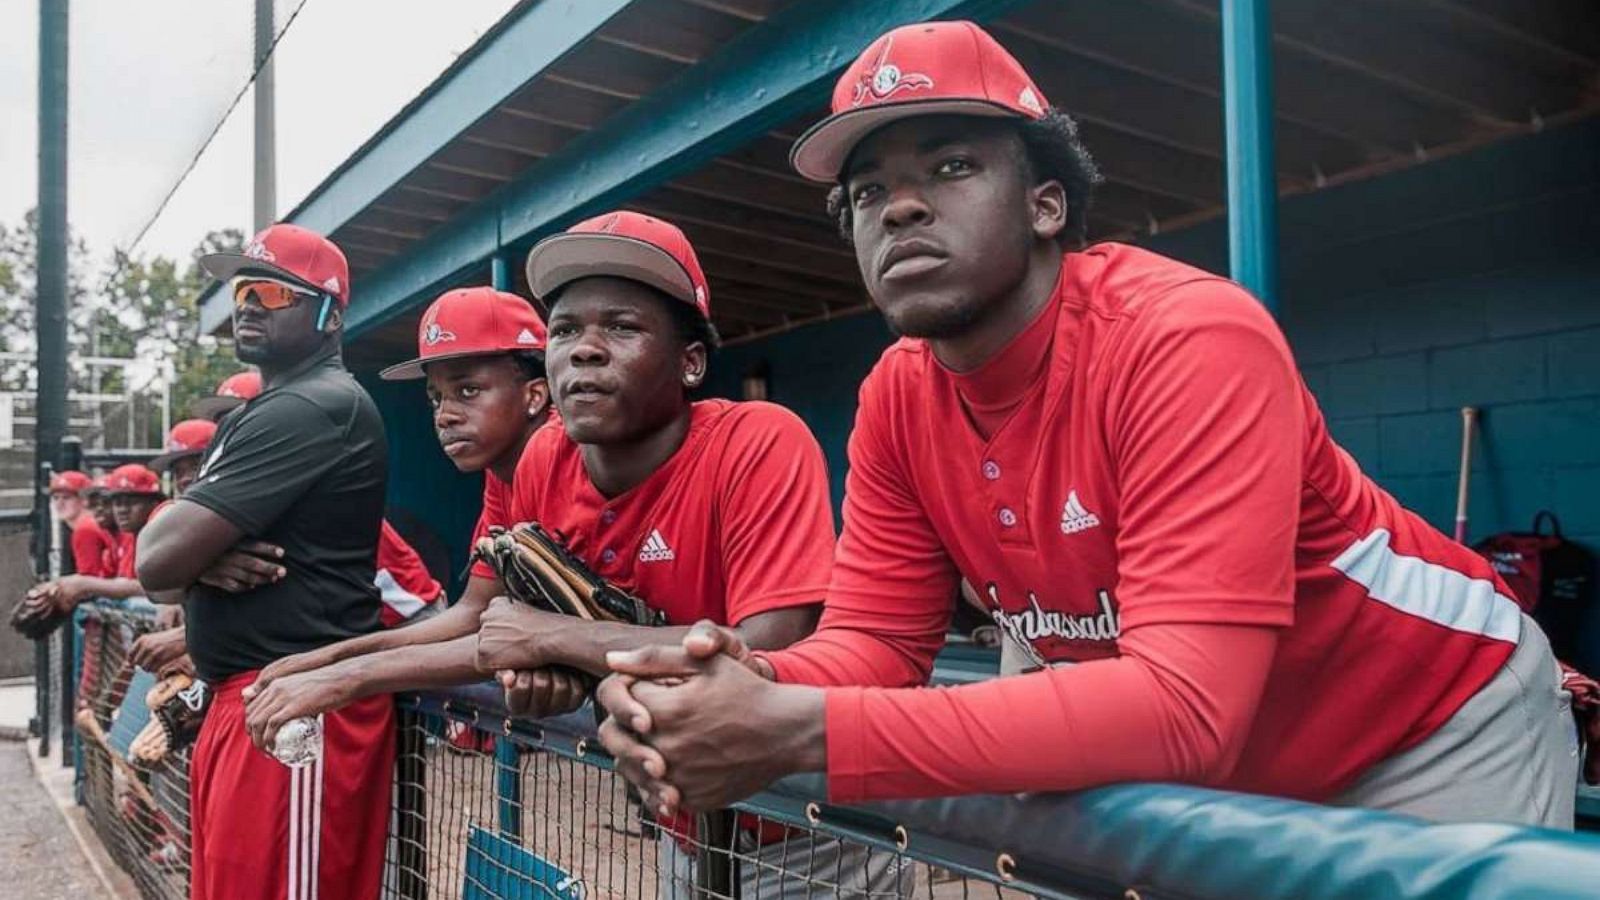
[{"xmin": 189, "ymin": 673, "xmax": 394, "ymax": 900}]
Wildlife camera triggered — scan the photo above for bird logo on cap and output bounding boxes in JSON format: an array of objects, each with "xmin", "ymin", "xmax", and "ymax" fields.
[
  {"xmin": 322, "ymin": 276, "xmax": 342, "ymax": 295},
  {"xmin": 243, "ymin": 240, "xmax": 276, "ymax": 262},
  {"xmin": 423, "ymin": 322, "xmax": 457, "ymax": 346},
  {"xmin": 516, "ymin": 328, "xmax": 538, "ymax": 345},
  {"xmin": 853, "ymin": 37, "xmax": 934, "ymax": 107}
]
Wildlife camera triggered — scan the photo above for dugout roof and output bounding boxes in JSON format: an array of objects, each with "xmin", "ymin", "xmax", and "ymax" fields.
[{"xmin": 197, "ymin": 0, "xmax": 1600, "ymax": 366}]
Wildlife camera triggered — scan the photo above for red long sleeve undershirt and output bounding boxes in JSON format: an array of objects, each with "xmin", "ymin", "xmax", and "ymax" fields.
[{"xmin": 769, "ymin": 620, "xmax": 1278, "ymax": 803}]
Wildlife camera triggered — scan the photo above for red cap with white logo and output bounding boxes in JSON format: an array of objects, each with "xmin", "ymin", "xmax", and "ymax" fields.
[
  {"xmin": 105, "ymin": 464, "xmax": 163, "ymax": 496},
  {"xmin": 789, "ymin": 21, "xmax": 1049, "ymax": 183},
  {"xmin": 48, "ymin": 470, "xmax": 92, "ymax": 495},
  {"xmin": 149, "ymin": 419, "xmax": 219, "ymax": 473},
  {"xmin": 191, "ymin": 370, "xmax": 262, "ymax": 421},
  {"xmin": 380, "ymin": 287, "xmax": 549, "ymax": 381},
  {"xmin": 200, "ymin": 223, "xmax": 352, "ymax": 307},
  {"xmin": 524, "ymin": 211, "xmax": 711, "ymax": 321}
]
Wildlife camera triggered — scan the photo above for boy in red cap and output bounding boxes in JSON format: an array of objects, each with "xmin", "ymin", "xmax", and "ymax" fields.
[
  {"xmin": 77, "ymin": 476, "xmax": 120, "ymax": 578},
  {"xmin": 598, "ymin": 22, "xmax": 1577, "ymax": 829},
  {"xmin": 190, "ymin": 370, "xmax": 262, "ymax": 422},
  {"xmin": 149, "ymin": 419, "xmax": 218, "ymax": 496},
  {"xmin": 137, "ymin": 224, "xmax": 393, "ymax": 900},
  {"xmin": 48, "ymin": 470, "xmax": 114, "ymax": 579},
  {"xmin": 242, "ymin": 286, "xmax": 554, "ymax": 723}
]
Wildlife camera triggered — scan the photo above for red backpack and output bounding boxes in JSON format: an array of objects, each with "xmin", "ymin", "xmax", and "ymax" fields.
[{"xmin": 1475, "ymin": 511, "xmax": 1596, "ymax": 663}]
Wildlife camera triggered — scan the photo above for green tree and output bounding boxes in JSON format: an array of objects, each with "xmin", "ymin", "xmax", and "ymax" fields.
[{"xmin": 0, "ymin": 211, "xmax": 246, "ymax": 451}]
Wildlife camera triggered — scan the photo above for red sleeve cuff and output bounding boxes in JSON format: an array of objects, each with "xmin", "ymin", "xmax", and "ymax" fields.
[
  {"xmin": 469, "ymin": 559, "xmax": 496, "ymax": 580},
  {"xmin": 823, "ymin": 687, "xmax": 867, "ymax": 804}
]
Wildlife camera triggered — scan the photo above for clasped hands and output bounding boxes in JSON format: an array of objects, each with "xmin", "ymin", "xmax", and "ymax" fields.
[
  {"xmin": 593, "ymin": 620, "xmax": 824, "ymax": 817},
  {"xmin": 478, "ymin": 602, "xmax": 821, "ymax": 814}
]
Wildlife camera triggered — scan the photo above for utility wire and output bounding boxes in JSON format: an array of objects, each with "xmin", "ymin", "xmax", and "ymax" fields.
[{"xmin": 117, "ymin": 0, "xmax": 311, "ymax": 260}]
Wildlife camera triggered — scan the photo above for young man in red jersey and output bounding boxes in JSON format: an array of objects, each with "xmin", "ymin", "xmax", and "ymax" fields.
[
  {"xmin": 598, "ymin": 21, "xmax": 1577, "ymax": 829},
  {"xmin": 241, "ymin": 286, "xmax": 559, "ymax": 724},
  {"xmin": 489, "ymin": 211, "xmax": 903, "ymax": 897},
  {"xmin": 46, "ymin": 470, "xmax": 109, "ymax": 578}
]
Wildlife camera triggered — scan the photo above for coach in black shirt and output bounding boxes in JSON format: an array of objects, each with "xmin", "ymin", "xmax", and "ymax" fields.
[{"xmin": 138, "ymin": 224, "xmax": 395, "ymax": 900}]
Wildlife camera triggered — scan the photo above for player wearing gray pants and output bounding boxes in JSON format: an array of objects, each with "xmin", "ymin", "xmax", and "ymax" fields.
[{"xmin": 1333, "ymin": 615, "xmax": 1579, "ymax": 828}]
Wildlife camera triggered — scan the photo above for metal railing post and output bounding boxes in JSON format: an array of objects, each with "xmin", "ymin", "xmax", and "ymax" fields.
[
  {"xmin": 57, "ymin": 435, "xmax": 81, "ymax": 766},
  {"xmin": 1221, "ymin": 0, "xmax": 1280, "ymax": 312}
]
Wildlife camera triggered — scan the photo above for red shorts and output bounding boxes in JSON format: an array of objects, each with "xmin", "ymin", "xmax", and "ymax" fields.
[{"xmin": 189, "ymin": 672, "xmax": 394, "ymax": 900}]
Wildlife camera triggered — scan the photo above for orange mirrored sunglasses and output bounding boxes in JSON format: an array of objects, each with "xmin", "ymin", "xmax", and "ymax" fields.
[{"xmin": 233, "ymin": 279, "xmax": 317, "ymax": 311}]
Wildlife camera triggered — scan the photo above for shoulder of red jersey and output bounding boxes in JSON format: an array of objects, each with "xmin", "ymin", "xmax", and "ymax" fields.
[
  {"xmin": 698, "ymin": 398, "xmax": 810, "ymax": 435},
  {"xmin": 1067, "ymin": 242, "xmax": 1261, "ymax": 322}
]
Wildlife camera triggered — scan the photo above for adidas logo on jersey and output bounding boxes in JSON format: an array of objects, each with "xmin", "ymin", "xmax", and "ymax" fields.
[
  {"xmin": 639, "ymin": 529, "xmax": 675, "ymax": 563},
  {"xmin": 1060, "ymin": 491, "xmax": 1101, "ymax": 534}
]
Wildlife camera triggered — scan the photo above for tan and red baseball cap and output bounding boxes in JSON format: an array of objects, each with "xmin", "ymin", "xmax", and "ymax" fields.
[
  {"xmin": 200, "ymin": 223, "xmax": 351, "ymax": 307},
  {"xmin": 149, "ymin": 419, "xmax": 218, "ymax": 473},
  {"xmin": 789, "ymin": 21, "xmax": 1049, "ymax": 183},
  {"xmin": 191, "ymin": 370, "xmax": 262, "ymax": 421},
  {"xmin": 104, "ymin": 464, "xmax": 162, "ymax": 496},
  {"xmin": 380, "ymin": 287, "xmax": 549, "ymax": 381},
  {"xmin": 48, "ymin": 470, "xmax": 92, "ymax": 495},
  {"xmin": 524, "ymin": 211, "xmax": 711, "ymax": 321}
]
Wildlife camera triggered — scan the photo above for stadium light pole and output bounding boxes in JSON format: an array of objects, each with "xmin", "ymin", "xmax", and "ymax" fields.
[
  {"xmin": 1221, "ymin": 0, "xmax": 1280, "ymax": 314},
  {"xmin": 254, "ymin": 0, "xmax": 277, "ymax": 231}
]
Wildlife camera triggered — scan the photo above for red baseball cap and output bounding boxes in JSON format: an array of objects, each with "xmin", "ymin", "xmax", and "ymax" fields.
[
  {"xmin": 191, "ymin": 370, "xmax": 262, "ymax": 420},
  {"xmin": 789, "ymin": 21, "xmax": 1048, "ymax": 183},
  {"xmin": 48, "ymin": 470, "xmax": 92, "ymax": 495},
  {"xmin": 524, "ymin": 211, "xmax": 711, "ymax": 320},
  {"xmin": 200, "ymin": 223, "xmax": 352, "ymax": 307},
  {"xmin": 105, "ymin": 464, "xmax": 162, "ymax": 496},
  {"xmin": 380, "ymin": 287, "xmax": 549, "ymax": 381},
  {"xmin": 149, "ymin": 419, "xmax": 218, "ymax": 473}
]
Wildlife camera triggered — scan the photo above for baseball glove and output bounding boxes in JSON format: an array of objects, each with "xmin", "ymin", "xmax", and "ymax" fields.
[
  {"xmin": 474, "ymin": 523, "xmax": 666, "ymax": 627},
  {"xmin": 9, "ymin": 586, "xmax": 69, "ymax": 641},
  {"xmin": 129, "ymin": 673, "xmax": 212, "ymax": 765}
]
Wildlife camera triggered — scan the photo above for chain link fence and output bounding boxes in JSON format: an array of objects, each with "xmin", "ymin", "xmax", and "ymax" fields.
[
  {"xmin": 69, "ymin": 605, "xmax": 1071, "ymax": 900},
  {"xmin": 75, "ymin": 602, "xmax": 190, "ymax": 900},
  {"xmin": 67, "ymin": 602, "xmax": 1600, "ymax": 900}
]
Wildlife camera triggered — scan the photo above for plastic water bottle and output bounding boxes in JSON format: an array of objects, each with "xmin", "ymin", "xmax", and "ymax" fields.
[{"xmin": 270, "ymin": 715, "xmax": 323, "ymax": 767}]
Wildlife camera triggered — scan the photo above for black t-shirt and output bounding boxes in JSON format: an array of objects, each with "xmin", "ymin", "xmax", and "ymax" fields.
[{"xmin": 182, "ymin": 350, "xmax": 388, "ymax": 682}]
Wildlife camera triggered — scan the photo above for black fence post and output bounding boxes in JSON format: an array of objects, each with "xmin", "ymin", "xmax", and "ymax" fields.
[
  {"xmin": 56, "ymin": 436, "xmax": 81, "ymax": 766},
  {"xmin": 395, "ymin": 710, "xmax": 429, "ymax": 899},
  {"xmin": 33, "ymin": 462, "xmax": 53, "ymax": 758}
]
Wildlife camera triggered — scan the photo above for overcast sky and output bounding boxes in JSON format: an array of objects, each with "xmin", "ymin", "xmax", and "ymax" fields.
[{"xmin": 1, "ymin": 0, "xmax": 519, "ymax": 265}]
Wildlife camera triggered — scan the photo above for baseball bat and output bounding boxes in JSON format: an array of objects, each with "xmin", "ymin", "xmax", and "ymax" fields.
[{"xmin": 1453, "ymin": 406, "xmax": 1477, "ymax": 544}]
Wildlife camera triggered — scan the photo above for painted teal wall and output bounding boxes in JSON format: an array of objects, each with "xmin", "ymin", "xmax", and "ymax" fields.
[
  {"xmin": 705, "ymin": 117, "xmax": 1600, "ymax": 559},
  {"xmin": 360, "ymin": 374, "xmax": 486, "ymax": 590}
]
